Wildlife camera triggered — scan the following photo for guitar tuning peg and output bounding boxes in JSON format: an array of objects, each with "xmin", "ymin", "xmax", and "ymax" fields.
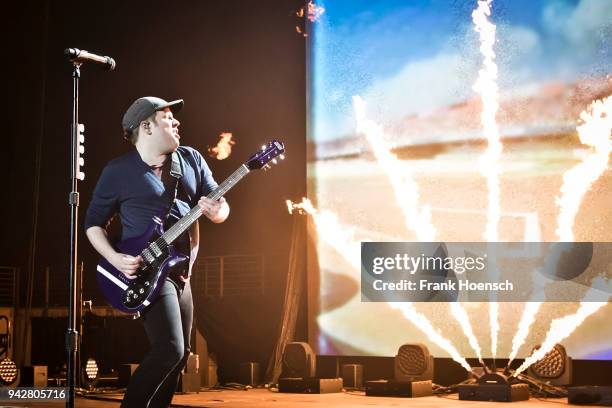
[
  {"xmin": 263, "ymin": 164, "xmax": 271, "ymax": 171},
  {"xmin": 279, "ymin": 154, "xmax": 285, "ymax": 160},
  {"xmin": 272, "ymin": 158, "xmax": 278, "ymax": 164},
  {"xmin": 261, "ymin": 144, "xmax": 267, "ymax": 151}
]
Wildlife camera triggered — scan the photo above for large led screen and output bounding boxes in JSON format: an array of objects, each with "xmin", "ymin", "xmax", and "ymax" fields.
[{"xmin": 307, "ymin": 0, "xmax": 612, "ymax": 360}]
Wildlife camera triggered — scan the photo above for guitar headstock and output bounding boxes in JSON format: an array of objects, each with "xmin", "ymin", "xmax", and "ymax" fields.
[{"xmin": 246, "ymin": 140, "xmax": 286, "ymax": 170}]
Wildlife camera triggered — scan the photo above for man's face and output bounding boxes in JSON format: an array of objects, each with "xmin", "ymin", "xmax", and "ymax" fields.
[{"xmin": 148, "ymin": 107, "xmax": 181, "ymax": 153}]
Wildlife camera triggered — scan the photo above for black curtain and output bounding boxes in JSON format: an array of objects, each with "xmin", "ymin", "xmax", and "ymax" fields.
[{"xmin": 6, "ymin": 0, "xmax": 306, "ymax": 380}]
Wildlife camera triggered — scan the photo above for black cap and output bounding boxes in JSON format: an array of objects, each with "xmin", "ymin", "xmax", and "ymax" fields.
[{"xmin": 122, "ymin": 96, "xmax": 184, "ymax": 133}]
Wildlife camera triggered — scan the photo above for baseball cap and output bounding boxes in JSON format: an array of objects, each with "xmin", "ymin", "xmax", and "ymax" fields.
[{"xmin": 122, "ymin": 96, "xmax": 184, "ymax": 133}]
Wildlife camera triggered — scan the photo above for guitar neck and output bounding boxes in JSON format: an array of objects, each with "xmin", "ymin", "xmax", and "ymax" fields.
[{"xmin": 161, "ymin": 164, "xmax": 250, "ymax": 245}]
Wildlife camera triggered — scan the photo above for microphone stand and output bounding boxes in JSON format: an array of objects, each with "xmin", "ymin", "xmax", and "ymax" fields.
[{"xmin": 66, "ymin": 61, "xmax": 82, "ymax": 408}]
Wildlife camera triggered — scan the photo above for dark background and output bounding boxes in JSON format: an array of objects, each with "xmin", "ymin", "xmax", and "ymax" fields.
[{"xmin": 4, "ymin": 0, "xmax": 307, "ymax": 382}]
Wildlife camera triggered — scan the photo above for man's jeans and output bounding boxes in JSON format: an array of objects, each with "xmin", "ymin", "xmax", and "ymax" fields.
[{"xmin": 121, "ymin": 279, "xmax": 193, "ymax": 408}]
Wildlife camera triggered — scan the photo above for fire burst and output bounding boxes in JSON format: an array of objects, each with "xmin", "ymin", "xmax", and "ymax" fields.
[
  {"xmin": 286, "ymin": 198, "xmax": 361, "ymax": 271},
  {"xmin": 472, "ymin": 0, "xmax": 502, "ymax": 360},
  {"xmin": 472, "ymin": 0, "xmax": 502, "ymax": 242},
  {"xmin": 488, "ymin": 301, "xmax": 500, "ymax": 360},
  {"xmin": 450, "ymin": 303, "xmax": 485, "ymax": 365},
  {"xmin": 287, "ymin": 198, "xmax": 472, "ymax": 373},
  {"xmin": 506, "ymin": 301, "xmax": 542, "ymax": 366},
  {"xmin": 353, "ymin": 96, "xmax": 436, "ymax": 241},
  {"xmin": 390, "ymin": 302, "xmax": 473, "ymax": 373},
  {"xmin": 556, "ymin": 95, "xmax": 612, "ymax": 241},
  {"xmin": 350, "ymin": 97, "xmax": 482, "ymax": 373},
  {"xmin": 207, "ymin": 132, "xmax": 235, "ymax": 160},
  {"xmin": 301, "ymin": 1, "xmax": 325, "ymax": 22},
  {"xmin": 513, "ymin": 279, "xmax": 609, "ymax": 376},
  {"xmin": 507, "ymin": 257, "xmax": 549, "ymax": 367},
  {"xmin": 510, "ymin": 96, "xmax": 612, "ymax": 370},
  {"xmin": 296, "ymin": 1, "xmax": 325, "ymax": 37}
]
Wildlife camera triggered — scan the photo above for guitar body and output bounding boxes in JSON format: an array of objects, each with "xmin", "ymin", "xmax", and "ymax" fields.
[{"xmin": 96, "ymin": 216, "xmax": 189, "ymax": 314}]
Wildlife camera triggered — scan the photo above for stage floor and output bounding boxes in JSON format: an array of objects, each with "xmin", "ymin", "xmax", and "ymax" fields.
[{"xmin": 5, "ymin": 388, "xmax": 571, "ymax": 407}]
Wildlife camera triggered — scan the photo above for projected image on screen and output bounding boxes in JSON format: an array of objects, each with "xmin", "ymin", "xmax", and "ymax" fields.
[{"xmin": 306, "ymin": 0, "xmax": 612, "ymax": 361}]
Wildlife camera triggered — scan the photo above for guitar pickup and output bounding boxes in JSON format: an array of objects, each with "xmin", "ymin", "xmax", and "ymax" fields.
[
  {"xmin": 141, "ymin": 248, "xmax": 155, "ymax": 264},
  {"xmin": 149, "ymin": 242, "xmax": 163, "ymax": 257}
]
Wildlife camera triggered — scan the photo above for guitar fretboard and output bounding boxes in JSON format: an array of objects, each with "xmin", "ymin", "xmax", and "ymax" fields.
[{"xmin": 157, "ymin": 164, "xmax": 250, "ymax": 246}]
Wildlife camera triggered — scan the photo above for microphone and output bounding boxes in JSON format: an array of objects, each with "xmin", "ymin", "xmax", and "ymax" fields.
[{"xmin": 64, "ymin": 48, "xmax": 116, "ymax": 71}]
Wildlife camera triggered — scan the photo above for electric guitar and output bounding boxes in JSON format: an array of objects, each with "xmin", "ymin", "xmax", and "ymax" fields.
[{"xmin": 96, "ymin": 140, "xmax": 285, "ymax": 314}]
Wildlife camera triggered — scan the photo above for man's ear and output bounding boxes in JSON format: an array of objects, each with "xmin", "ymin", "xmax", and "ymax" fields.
[{"xmin": 142, "ymin": 121, "xmax": 152, "ymax": 134}]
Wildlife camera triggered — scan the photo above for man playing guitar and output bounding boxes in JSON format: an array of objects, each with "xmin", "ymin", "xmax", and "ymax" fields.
[{"xmin": 85, "ymin": 96, "xmax": 229, "ymax": 407}]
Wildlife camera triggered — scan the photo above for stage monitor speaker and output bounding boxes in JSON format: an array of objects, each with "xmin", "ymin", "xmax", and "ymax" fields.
[
  {"xmin": 341, "ymin": 364, "xmax": 363, "ymax": 388},
  {"xmin": 19, "ymin": 366, "xmax": 47, "ymax": 387},
  {"xmin": 278, "ymin": 377, "xmax": 343, "ymax": 394},
  {"xmin": 240, "ymin": 362, "xmax": 260, "ymax": 386},
  {"xmin": 365, "ymin": 379, "xmax": 433, "ymax": 398},
  {"xmin": 459, "ymin": 382, "xmax": 530, "ymax": 402},
  {"xmin": 394, "ymin": 343, "xmax": 434, "ymax": 382},
  {"xmin": 118, "ymin": 364, "xmax": 139, "ymax": 388},
  {"xmin": 459, "ymin": 372, "xmax": 530, "ymax": 402},
  {"xmin": 281, "ymin": 342, "xmax": 315, "ymax": 379},
  {"xmin": 568, "ymin": 386, "xmax": 612, "ymax": 406},
  {"xmin": 527, "ymin": 343, "xmax": 572, "ymax": 386}
]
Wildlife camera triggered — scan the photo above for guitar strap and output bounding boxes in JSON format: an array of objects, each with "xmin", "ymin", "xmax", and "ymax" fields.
[
  {"xmin": 170, "ymin": 150, "xmax": 183, "ymax": 181},
  {"xmin": 167, "ymin": 151, "xmax": 190, "ymax": 284},
  {"xmin": 165, "ymin": 150, "xmax": 183, "ymax": 219}
]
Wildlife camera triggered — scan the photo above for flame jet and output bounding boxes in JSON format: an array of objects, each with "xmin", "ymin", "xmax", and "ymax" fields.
[
  {"xmin": 508, "ymin": 96, "xmax": 611, "ymax": 372},
  {"xmin": 287, "ymin": 198, "xmax": 473, "ymax": 374},
  {"xmin": 472, "ymin": 0, "xmax": 502, "ymax": 364},
  {"xmin": 450, "ymin": 302, "xmax": 486, "ymax": 368},
  {"xmin": 207, "ymin": 132, "xmax": 235, "ymax": 160},
  {"xmin": 353, "ymin": 96, "xmax": 436, "ymax": 242},
  {"xmin": 513, "ymin": 278, "xmax": 609, "ymax": 376},
  {"xmin": 556, "ymin": 95, "xmax": 612, "ymax": 241}
]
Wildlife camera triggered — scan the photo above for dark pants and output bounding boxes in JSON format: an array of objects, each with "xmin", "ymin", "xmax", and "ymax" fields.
[{"xmin": 121, "ymin": 279, "xmax": 193, "ymax": 408}]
